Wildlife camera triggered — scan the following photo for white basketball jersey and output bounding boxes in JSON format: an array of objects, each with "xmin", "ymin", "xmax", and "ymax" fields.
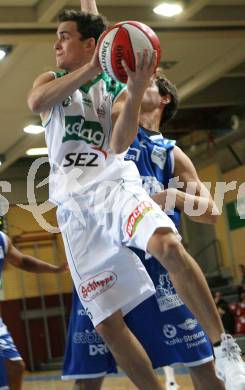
[{"xmin": 44, "ymin": 72, "xmax": 140, "ymax": 205}]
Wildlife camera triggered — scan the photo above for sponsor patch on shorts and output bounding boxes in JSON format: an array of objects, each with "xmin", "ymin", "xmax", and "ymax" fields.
[
  {"xmin": 126, "ymin": 201, "xmax": 154, "ymax": 237},
  {"xmin": 79, "ymin": 271, "xmax": 117, "ymax": 302}
]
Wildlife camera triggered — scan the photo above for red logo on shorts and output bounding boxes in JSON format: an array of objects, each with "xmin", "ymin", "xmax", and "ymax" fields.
[
  {"xmin": 126, "ymin": 201, "xmax": 154, "ymax": 238},
  {"xmin": 79, "ymin": 271, "xmax": 117, "ymax": 302}
]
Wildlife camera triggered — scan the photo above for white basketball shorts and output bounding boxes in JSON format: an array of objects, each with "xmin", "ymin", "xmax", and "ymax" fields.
[{"xmin": 56, "ymin": 179, "xmax": 180, "ymax": 327}]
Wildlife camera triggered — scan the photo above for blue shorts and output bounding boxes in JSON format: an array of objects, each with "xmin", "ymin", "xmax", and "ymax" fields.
[
  {"xmin": 0, "ymin": 358, "xmax": 8, "ymax": 390},
  {"xmin": 62, "ymin": 252, "xmax": 213, "ymax": 379}
]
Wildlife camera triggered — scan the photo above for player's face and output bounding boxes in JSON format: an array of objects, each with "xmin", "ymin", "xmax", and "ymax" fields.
[
  {"xmin": 141, "ymin": 77, "xmax": 162, "ymax": 110},
  {"xmin": 54, "ymin": 21, "xmax": 89, "ymax": 71}
]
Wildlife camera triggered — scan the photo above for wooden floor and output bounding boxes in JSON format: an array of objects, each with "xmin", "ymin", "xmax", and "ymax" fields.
[{"xmin": 22, "ymin": 370, "xmax": 194, "ymax": 389}]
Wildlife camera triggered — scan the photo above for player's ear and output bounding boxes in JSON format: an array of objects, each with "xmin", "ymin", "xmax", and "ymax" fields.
[
  {"xmin": 160, "ymin": 94, "xmax": 171, "ymax": 106},
  {"xmin": 85, "ymin": 37, "xmax": 96, "ymax": 50}
]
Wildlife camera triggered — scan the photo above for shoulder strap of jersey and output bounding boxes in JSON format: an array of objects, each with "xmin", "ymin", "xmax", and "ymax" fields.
[{"xmin": 100, "ymin": 73, "xmax": 127, "ymax": 102}]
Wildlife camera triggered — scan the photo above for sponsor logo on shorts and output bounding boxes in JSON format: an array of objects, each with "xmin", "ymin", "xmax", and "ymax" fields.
[
  {"xmin": 72, "ymin": 329, "xmax": 110, "ymax": 356},
  {"xmin": 163, "ymin": 324, "xmax": 177, "ymax": 339},
  {"xmin": 89, "ymin": 344, "xmax": 109, "ymax": 356},
  {"xmin": 126, "ymin": 201, "xmax": 154, "ymax": 237},
  {"xmin": 155, "ymin": 274, "xmax": 184, "ymax": 312},
  {"xmin": 79, "ymin": 271, "xmax": 117, "ymax": 302},
  {"xmin": 73, "ymin": 329, "xmax": 102, "ymax": 344},
  {"xmin": 163, "ymin": 325, "xmax": 208, "ymax": 350},
  {"xmin": 77, "ymin": 307, "xmax": 93, "ymax": 320},
  {"xmin": 178, "ymin": 318, "xmax": 198, "ymax": 331}
]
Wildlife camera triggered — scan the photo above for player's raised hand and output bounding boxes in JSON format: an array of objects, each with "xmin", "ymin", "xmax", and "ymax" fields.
[{"xmin": 122, "ymin": 49, "xmax": 158, "ymax": 98}]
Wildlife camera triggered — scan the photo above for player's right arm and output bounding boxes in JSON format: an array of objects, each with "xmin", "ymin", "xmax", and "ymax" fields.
[
  {"xmin": 27, "ymin": 71, "xmax": 55, "ymax": 122},
  {"xmin": 80, "ymin": 0, "xmax": 99, "ymax": 14},
  {"xmin": 27, "ymin": 61, "xmax": 101, "ymax": 120}
]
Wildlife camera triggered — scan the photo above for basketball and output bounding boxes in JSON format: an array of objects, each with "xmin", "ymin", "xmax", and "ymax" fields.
[{"xmin": 98, "ymin": 21, "xmax": 161, "ymax": 83}]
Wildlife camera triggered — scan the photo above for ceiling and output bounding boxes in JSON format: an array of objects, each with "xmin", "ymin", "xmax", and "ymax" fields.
[{"xmin": 0, "ymin": 0, "xmax": 245, "ymax": 178}]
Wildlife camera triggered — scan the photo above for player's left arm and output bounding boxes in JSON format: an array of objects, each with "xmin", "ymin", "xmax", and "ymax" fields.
[
  {"xmin": 110, "ymin": 51, "xmax": 157, "ymax": 154},
  {"xmin": 152, "ymin": 146, "xmax": 219, "ymax": 224},
  {"xmin": 5, "ymin": 237, "xmax": 68, "ymax": 273},
  {"xmin": 81, "ymin": 0, "xmax": 155, "ymax": 154},
  {"xmin": 172, "ymin": 146, "xmax": 219, "ymax": 223}
]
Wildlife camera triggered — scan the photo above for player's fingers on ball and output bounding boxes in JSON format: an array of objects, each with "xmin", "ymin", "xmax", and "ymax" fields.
[
  {"xmin": 121, "ymin": 59, "xmax": 130, "ymax": 75},
  {"xmin": 149, "ymin": 50, "xmax": 157, "ymax": 70},
  {"xmin": 135, "ymin": 51, "xmax": 142, "ymax": 69},
  {"xmin": 146, "ymin": 53, "xmax": 157, "ymax": 77},
  {"xmin": 142, "ymin": 49, "xmax": 150, "ymax": 69}
]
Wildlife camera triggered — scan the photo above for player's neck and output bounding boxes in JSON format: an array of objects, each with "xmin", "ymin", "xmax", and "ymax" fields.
[{"xmin": 139, "ymin": 110, "xmax": 161, "ymax": 132}]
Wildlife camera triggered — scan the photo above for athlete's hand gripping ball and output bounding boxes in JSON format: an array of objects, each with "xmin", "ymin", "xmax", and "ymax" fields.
[{"xmin": 98, "ymin": 21, "xmax": 161, "ymax": 83}]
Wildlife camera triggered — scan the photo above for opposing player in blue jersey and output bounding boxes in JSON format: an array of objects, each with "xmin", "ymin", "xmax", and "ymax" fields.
[{"xmin": 0, "ymin": 231, "xmax": 67, "ymax": 390}]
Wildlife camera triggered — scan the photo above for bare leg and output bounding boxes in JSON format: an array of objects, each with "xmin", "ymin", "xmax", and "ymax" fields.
[
  {"xmin": 96, "ymin": 310, "xmax": 163, "ymax": 390},
  {"xmin": 5, "ymin": 359, "xmax": 25, "ymax": 390},
  {"xmin": 147, "ymin": 229, "xmax": 224, "ymax": 344},
  {"xmin": 73, "ymin": 377, "xmax": 104, "ymax": 390},
  {"xmin": 189, "ymin": 361, "xmax": 225, "ymax": 390}
]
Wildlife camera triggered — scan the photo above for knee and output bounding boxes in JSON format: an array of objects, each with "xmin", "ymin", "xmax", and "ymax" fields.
[
  {"xmin": 160, "ymin": 232, "xmax": 183, "ymax": 259},
  {"xmin": 152, "ymin": 231, "xmax": 187, "ymax": 272}
]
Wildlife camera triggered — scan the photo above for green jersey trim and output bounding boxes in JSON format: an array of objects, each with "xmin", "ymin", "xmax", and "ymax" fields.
[
  {"xmin": 79, "ymin": 73, "xmax": 104, "ymax": 93},
  {"xmin": 54, "ymin": 70, "xmax": 68, "ymax": 78},
  {"xmin": 100, "ymin": 72, "xmax": 127, "ymax": 102},
  {"xmin": 79, "ymin": 72, "xmax": 126, "ymax": 101},
  {"xmin": 52, "ymin": 70, "xmax": 126, "ymax": 101}
]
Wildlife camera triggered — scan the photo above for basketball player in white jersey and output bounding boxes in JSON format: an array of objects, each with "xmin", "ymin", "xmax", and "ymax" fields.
[
  {"xmin": 27, "ymin": 5, "xmax": 242, "ymax": 389},
  {"xmin": 0, "ymin": 230, "xmax": 67, "ymax": 390}
]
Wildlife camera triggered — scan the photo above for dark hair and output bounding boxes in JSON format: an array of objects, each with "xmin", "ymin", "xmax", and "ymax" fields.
[
  {"xmin": 155, "ymin": 74, "xmax": 179, "ymax": 128},
  {"xmin": 58, "ymin": 10, "xmax": 108, "ymax": 43}
]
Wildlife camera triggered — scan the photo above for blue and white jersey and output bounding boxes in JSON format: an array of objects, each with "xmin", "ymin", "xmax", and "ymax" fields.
[
  {"xmin": 125, "ymin": 126, "xmax": 181, "ymax": 228},
  {"xmin": 125, "ymin": 126, "xmax": 175, "ymax": 192}
]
